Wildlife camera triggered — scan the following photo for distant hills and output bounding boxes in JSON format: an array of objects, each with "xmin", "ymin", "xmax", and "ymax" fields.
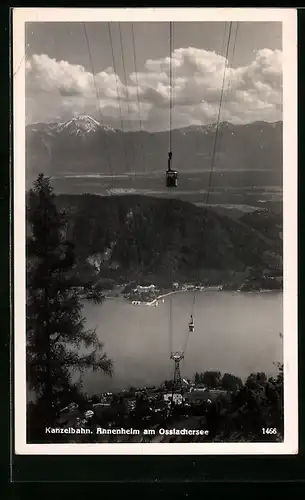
[
  {"xmin": 55, "ymin": 193, "xmax": 283, "ymax": 288},
  {"xmin": 26, "ymin": 115, "xmax": 283, "ymax": 186}
]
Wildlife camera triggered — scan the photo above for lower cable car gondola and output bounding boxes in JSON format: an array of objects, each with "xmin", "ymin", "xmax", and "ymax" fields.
[
  {"xmin": 189, "ymin": 315, "xmax": 195, "ymax": 333},
  {"xmin": 166, "ymin": 151, "xmax": 178, "ymax": 188}
]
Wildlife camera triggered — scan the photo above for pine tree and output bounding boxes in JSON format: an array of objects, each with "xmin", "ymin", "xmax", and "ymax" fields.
[{"xmin": 26, "ymin": 174, "xmax": 113, "ymax": 436}]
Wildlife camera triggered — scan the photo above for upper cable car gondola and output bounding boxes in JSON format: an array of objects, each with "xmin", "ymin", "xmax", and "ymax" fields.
[
  {"xmin": 165, "ymin": 21, "xmax": 178, "ymax": 189},
  {"xmin": 166, "ymin": 151, "xmax": 178, "ymax": 188}
]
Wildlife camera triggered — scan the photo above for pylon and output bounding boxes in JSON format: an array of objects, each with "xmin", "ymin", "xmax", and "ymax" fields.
[{"xmin": 170, "ymin": 351, "xmax": 184, "ymax": 388}]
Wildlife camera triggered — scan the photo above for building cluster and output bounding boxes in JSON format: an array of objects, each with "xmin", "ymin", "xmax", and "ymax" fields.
[
  {"xmin": 55, "ymin": 382, "xmax": 231, "ymax": 443},
  {"xmin": 127, "ymin": 284, "xmax": 160, "ymax": 304}
]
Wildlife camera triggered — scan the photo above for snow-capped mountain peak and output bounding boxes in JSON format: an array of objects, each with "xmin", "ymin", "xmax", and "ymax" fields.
[{"xmin": 56, "ymin": 115, "xmax": 116, "ymax": 135}]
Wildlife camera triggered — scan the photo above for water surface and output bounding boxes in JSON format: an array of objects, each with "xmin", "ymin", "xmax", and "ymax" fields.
[{"xmin": 82, "ymin": 291, "xmax": 283, "ymax": 394}]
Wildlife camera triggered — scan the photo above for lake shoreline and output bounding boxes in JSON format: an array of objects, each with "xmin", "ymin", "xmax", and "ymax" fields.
[{"xmin": 104, "ymin": 286, "xmax": 282, "ymax": 306}]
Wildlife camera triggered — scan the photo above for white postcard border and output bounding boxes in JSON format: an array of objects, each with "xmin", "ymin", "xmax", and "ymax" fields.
[{"xmin": 13, "ymin": 7, "xmax": 298, "ymax": 455}]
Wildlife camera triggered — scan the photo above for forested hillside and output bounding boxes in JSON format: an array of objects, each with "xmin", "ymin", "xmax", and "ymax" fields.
[{"xmin": 51, "ymin": 193, "xmax": 282, "ymax": 287}]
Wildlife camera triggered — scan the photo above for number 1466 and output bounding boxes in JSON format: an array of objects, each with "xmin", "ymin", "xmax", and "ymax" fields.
[{"xmin": 262, "ymin": 428, "xmax": 277, "ymax": 435}]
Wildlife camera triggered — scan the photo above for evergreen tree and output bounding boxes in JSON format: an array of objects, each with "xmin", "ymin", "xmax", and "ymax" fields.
[
  {"xmin": 26, "ymin": 174, "xmax": 113, "ymax": 437},
  {"xmin": 221, "ymin": 373, "xmax": 243, "ymax": 392},
  {"xmin": 194, "ymin": 372, "xmax": 200, "ymax": 385},
  {"xmin": 201, "ymin": 371, "xmax": 222, "ymax": 388}
]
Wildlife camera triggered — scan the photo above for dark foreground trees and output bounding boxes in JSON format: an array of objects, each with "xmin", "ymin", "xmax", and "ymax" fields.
[
  {"xmin": 26, "ymin": 174, "xmax": 113, "ymax": 442},
  {"xmin": 194, "ymin": 370, "xmax": 222, "ymax": 388},
  {"xmin": 199, "ymin": 366, "xmax": 284, "ymax": 442},
  {"xmin": 188, "ymin": 367, "xmax": 283, "ymax": 441}
]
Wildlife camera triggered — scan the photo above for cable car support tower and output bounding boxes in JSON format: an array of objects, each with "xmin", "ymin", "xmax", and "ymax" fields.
[{"xmin": 170, "ymin": 351, "xmax": 184, "ymax": 388}]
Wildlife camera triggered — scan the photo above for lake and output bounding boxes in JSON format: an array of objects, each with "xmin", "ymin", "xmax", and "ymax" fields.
[{"xmin": 81, "ymin": 290, "xmax": 283, "ymax": 395}]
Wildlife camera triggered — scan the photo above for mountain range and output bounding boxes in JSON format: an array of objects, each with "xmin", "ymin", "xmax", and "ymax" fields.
[{"xmin": 26, "ymin": 115, "xmax": 283, "ymax": 186}]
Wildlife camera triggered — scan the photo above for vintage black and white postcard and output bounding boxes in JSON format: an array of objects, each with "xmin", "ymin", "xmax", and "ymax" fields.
[{"xmin": 13, "ymin": 8, "xmax": 298, "ymax": 455}]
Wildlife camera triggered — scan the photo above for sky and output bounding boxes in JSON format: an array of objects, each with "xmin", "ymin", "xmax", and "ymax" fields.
[{"xmin": 25, "ymin": 21, "xmax": 282, "ymax": 131}]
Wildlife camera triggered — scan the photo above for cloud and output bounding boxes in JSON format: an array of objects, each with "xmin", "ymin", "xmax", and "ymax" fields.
[{"xmin": 25, "ymin": 47, "xmax": 282, "ymax": 130}]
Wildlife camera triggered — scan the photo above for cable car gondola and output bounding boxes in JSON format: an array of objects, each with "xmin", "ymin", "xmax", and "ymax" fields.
[
  {"xmin": 166, "ymin": 151, "xmax": 178, "ymax": 188},
  {"xmin": 188, "ymin": 315, "xmax": 195, "ymax": 333}
]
